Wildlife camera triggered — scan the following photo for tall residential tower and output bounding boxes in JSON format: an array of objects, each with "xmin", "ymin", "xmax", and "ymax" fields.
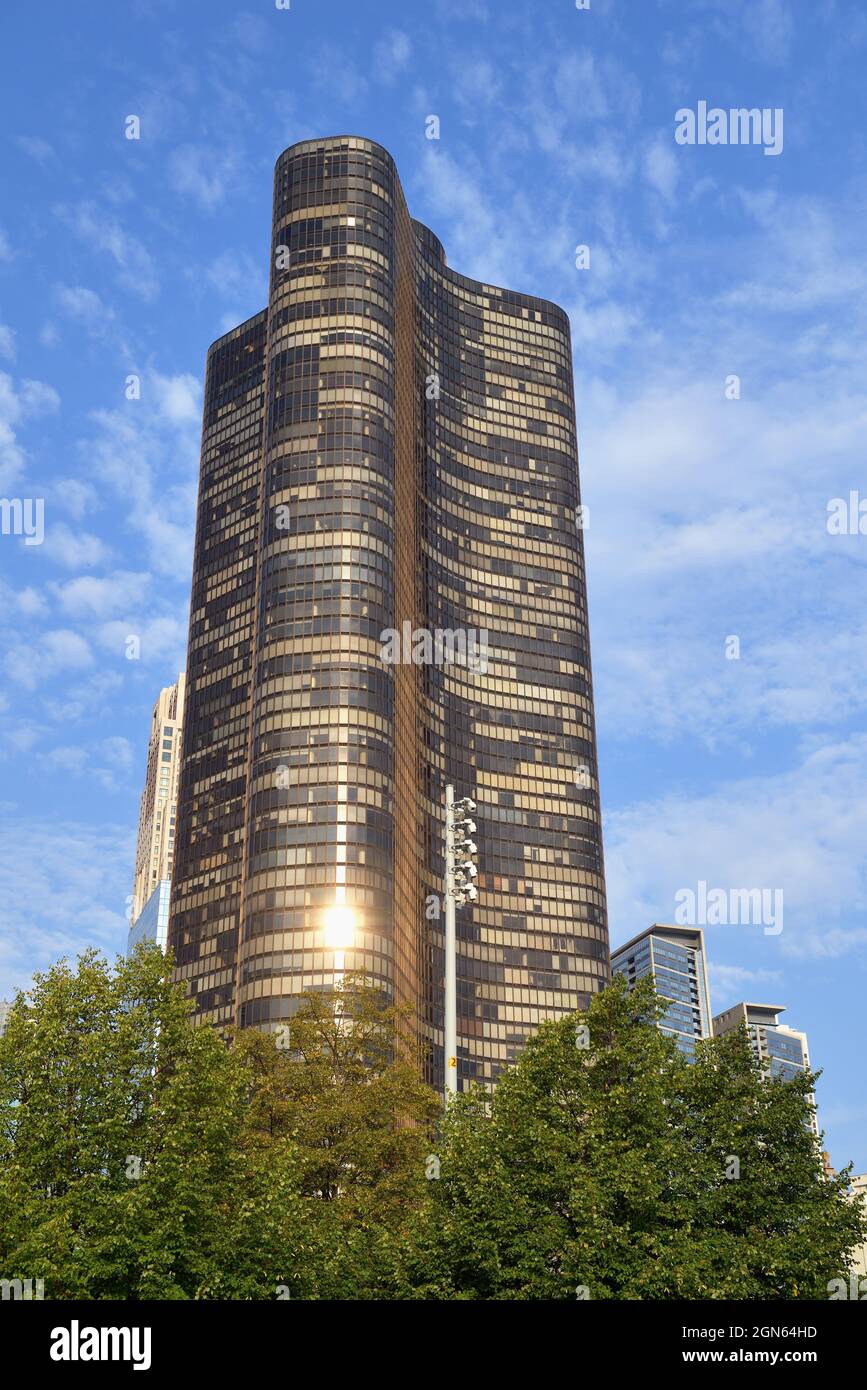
[
  {"xmin": 130, "ymin": 673, "xmax": 185, "ymax": 926},
  {"xmin": 713, "ymin": 1001, "xmax": 819, "ymax": 1135},
  {"xmin": 611, "ymin": 924, "xmax": 713, "ymax": 1059},
  {"xmin": 169, "ymin": 136, "xmax": 608, "ymax": 1089}
]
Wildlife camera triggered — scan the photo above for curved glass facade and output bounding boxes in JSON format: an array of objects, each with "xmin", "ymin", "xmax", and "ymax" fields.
[{"xmin": 170, "ymin": 136, "xmax": 608, "ymax": 1085}]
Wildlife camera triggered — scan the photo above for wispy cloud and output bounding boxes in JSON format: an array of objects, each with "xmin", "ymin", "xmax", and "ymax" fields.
[
  {"xmin": 54, "ymin": 202, "xmax": 160, "ymax": 300},
  {"xmin": 373, "ymin": 28, "xmax": 412, "ymax": 85},
  {"xmin": 5, "ymin": 628, "xmax": 94, "ymax": 691},
  {"xmin": 0, "ymin": 813, "xmax": 134, "ymax": 997},
  {"xmin": 605, "ymin": 737, "xmax": 867, "ymax": 959},
  {"xmin": 0, "ymin": 371, "xmax": 60, "ymax": 491},
  {"xmin": 16, "ymin": 135, "xmax": 55, "ymax": 163},
  {"xmin": 167, "ymin": 143, "xmax": 243, "ymax": 210},
  {"xmin": 54, "ymin": 284, "xmax": 116, "ymax": 334}
]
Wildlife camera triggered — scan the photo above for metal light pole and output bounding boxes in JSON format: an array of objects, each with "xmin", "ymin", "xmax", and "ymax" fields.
[
  {"xmin": 444, "ymin": 786, "xmax": 457, "ymax": 1096},
  {"xmin": 444, "ymin": 784, "xmax": 478, "ymax": 1099}
]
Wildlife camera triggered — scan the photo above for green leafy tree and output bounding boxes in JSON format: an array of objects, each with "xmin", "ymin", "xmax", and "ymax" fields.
[
  {"xmin": 231, "ymin": 976, "xmax": 441, "ymax": 1299},
  {"xmin": 0, "ymin": 954, "xmax": 438, "ymax": 1300},
  {"xmin": 5, "ymin": 952, "xmax": 859, "ymax": 1302},
  {"xmin": 399, "ymin": 975, "xmax": 866, "ymax": 1300},
  {"xmin": 0, "ymin": 945, "xmax": 313, "ymax": 1300}
]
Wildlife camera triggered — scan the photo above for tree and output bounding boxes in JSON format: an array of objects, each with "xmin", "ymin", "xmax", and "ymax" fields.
[
  {"xmin": 231, "ymin": 976, "xmax": 441, "ymax": 1299},
  {"xmin": 0, "ymin": 945, "xmax": 313, "ymax": 1300},
  {"xmin": 0, "ymin": 954, "xmax": 439, "ymax": 1300},
  {"xmin": 399, "ymin": 975, "xmax": 866, "ymax": 1300}
]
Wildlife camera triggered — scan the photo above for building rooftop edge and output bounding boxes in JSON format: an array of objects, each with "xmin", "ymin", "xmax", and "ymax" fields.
[
  {"xmin": 712, "ymin": 1002, "xmax": 787, "ymax": 1018},
  {"xmin": 612, "ymin": 923, "xmax": 707, "ymax": 957},
  {"xmin": 203, "ymin": 135, "xmax": 572, "ymax": 360}
]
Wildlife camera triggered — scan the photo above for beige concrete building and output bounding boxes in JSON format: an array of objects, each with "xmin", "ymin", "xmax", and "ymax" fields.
[
  {"xmin": 131, "ymin": 673, "xmax": 186, "ymax": 924},
  {"xmin": 713, "ymin": 1002, "xmax": 819, "ymax": 1137},
  {"xmin": 850, "ymin": 1174, "xmax": 867, "ymax": 1278}
]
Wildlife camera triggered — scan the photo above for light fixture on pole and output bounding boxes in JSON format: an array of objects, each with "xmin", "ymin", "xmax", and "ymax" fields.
[{"xmin": 444, "ymin": 785, "xmax": 478, "ymax": 1099}]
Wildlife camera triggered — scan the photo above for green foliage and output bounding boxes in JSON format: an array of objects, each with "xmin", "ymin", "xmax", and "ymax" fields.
[
  {"xmin": 398, "ymin": 976, "xmax": 866, "ymax": 1300},
  {"xmin": 230, "ymin": 976, "xmax": 441, "ymax": 1298},
  {"xmin": 1, "ymin": 956, "xmax": 861, "ymax": 1301},
  {"xmin": 0, "ymin": 951, "xmax": 436, "ymax": 1300}
]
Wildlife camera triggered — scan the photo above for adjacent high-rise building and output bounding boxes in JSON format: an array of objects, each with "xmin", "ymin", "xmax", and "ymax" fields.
[
  {"xmin": 169, "ymin": 135, "xmax": 608, "ymax": 1090},
  {"xmin": 127, "ymin": 879, "xmax": 172, "ymax": 956},
  {"xmin": 849, "ymin": 1175, "xmax": 867, "ymax": 1279},
  {"xmin": 0, "ymin": 1000, "xmax": 10, "ymax": 1038},
  {"xmin": 611, "ymin": 924, "xmax": 712, "ymax": 1059},
  {"xmin": 130, "ymin": 674, "xmax": 185, "ymax": 925},
  {"xmin": 712, "ymin": 1001, "xmax": 819, "ymax": 1135}
]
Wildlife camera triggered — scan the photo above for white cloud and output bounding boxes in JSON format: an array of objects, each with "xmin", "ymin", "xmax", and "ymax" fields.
[
  {"xmin": 644, "ymin": 135, "xmax": 680, "ymax": 202},
  {"xmin": 41, "ymin": 523, "xmax": 112, "ymax": 570},
  {"xmin": 0, "ymin": 371, "xmax": 60, "ymax": 491},
  {"xmin": 78, "ymin": 372, "xmax": 202, "ymax": 578},
  {"xmin": 50, "ymin": 571, "xmax": 151, "ymax": 619},
  {"xmin": 55, "ymin": 284, "xmax": 116, "ymax": 332},
  {"xmin": 151, "ymin": 372, "xmax": 201, "ymax": 424},
  {"xmin": 708, "ymin": 963, "xmax": 783, "ymax": 1004},
  {"xmin": 41, "ymin": 670, "xmax": 123, "ymax": 724},
  {"xmin": 452, "ymin": 58, "xmax": 501, "ymax": 112},
  {"xmin": 100, "ymin": 735, "xmax": 134, "ymax": 770},
  {"xmin": 167, "ymin": 144, "xmax": 241, "ymax": 210},
  {"xmin": 38, "ymin": 745, "xmax": 88, "ymax": 776},
  {"xmin": 0, "ymin": 323, "xmax": 15, "ymax": 361},
  {"xmin": 0, "ymin": 814, "xmax": 133, "ymax": 997},
  {"xmin": 17, "ymin": 587, "xmax": 47, "ymax": 617},
  {"xmin": 722, "ymin": 194, "xmax": 867, "ymax": 315},
  {"xmin": 16, "ymin": 135, "xmax": 55, "ymax": 162},
  {"xmin": 54, "ymin": 203, "xmax": 159, "ymax": 300},
  {"xmin": 0, "ymin": 720, "xmax": 41, "ymax": 757},
  {"xmin": 40, "ymin": 667, "xmax": 122, "ymax": 722},
  {"xmin": 5, "ymin": 628, "xmax": 93, "ymax": 690},
  {"xmin": 742, "ymin": 0, "xmax": 794, "ymax": 64},
  {"xmin": 97, "ymin": 614, "xmax": 188, "ymax": 667},
  {"xmin": 373, "ymin": 28, "xmax": 412, "ymax": 84},
  {"xmin": 418, "ymin": 147, "xmax": 516, "ymax": 287},
  {"xmin": 311, "ymin": 47, "xmax": 368, "ymax": 105},
  {"xmin": 521, "ymin": 51, "xmax": 640, "ymax": 164},
  {"xmin": 53, "ymin": 477, "xmax": 98, "ymax": 521},
  {"xmin": 605, "ymin": 736, "xmax": 867, "ymax": 960}
]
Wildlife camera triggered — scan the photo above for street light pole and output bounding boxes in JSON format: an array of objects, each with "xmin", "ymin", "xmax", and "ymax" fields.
[
  {"xmin": 444, "ymin": 785, "xmax": 457, "ymax": 1097},
  {"xmin": 443, "ymin": 784, "xmax": 478, "ymax": 1101}
]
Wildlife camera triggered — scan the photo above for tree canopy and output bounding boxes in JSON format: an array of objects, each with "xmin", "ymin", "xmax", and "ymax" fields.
[
  {"xmin": 400, "ymin": 976, "xmax": 864, "ymax": 1299},
  {"xmin": 0, "ymin": 951, "xmax": 861, "ymax": 1300}
]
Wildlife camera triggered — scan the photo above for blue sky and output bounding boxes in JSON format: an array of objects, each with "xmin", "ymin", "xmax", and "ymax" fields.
[{"xmin": 0, "ymin": 0, "xmax": 865, "ymax": 1170}]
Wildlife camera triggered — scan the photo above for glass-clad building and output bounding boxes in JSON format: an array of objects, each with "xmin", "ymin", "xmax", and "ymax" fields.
[
  {"xmin": 611, "ymin": 924, "xmax": 712, "ymax": 1059},
  {"xmin": 169, "ymin": 136, "xmax": 609, "ymax": 1090},
  {"xmin": 128, "ymin": 879, "xmax": 172, "ymax": 955},
  {"xmin": 712, "ymin": 1001, "xmax": 819, "ymax": 1134}
]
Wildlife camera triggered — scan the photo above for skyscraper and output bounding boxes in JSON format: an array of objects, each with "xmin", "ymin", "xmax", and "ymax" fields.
[
  {"xmin": 0, "ymin": 1000, "xmax": 10, "ymax": 1038},
  {"xmin": 127, "ymin": 879, "xmax": 171, "ymax": 956},
  {"xmin": 130, "ymin": 674, "xmax": 186, "ymax": 926},
  {"xmin": 169, "ymin": 136, "xmax": 608, "ymax": 1090},
  {"xmin": 712, "ymin": 1001, "xmax": 819, "ymax": 1135},
  {"xmin": 611, "ymin": 924, "xmax": 713, "ymax": 1059}
]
